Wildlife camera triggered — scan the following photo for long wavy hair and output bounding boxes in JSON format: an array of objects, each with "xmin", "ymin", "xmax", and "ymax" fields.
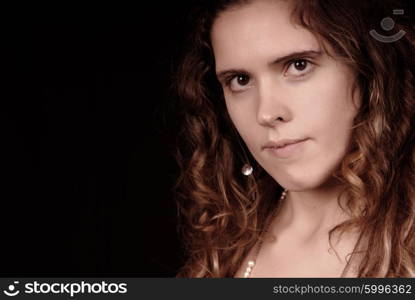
[{"xmin": 172, "ymin": 0, "xmax": 415, "ymax": 277}]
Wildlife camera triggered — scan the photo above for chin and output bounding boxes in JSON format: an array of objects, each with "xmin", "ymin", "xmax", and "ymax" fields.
[{"xmin": 270, "ymin": 169, "xmax": 335, "ymax": 192}]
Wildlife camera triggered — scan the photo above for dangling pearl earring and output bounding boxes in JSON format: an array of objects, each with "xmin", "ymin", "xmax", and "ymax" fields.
[{"xmin": 241, "ymin": 163, "xmax": 253, "ymax": 176}]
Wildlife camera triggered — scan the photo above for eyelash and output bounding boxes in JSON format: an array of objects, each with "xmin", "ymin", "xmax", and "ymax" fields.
[{"xmin": 223, "ymin": 58, "xmax": 315, "ymax": 90}]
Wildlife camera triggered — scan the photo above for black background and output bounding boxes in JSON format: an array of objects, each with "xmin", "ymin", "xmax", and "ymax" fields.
[
  {"xmin": 2, "ymin": 2, "xmax": 414, "ymax": 277},
  {"xmin": 2, "ymin": 3, "xmax": 199, "ymax": 276}
]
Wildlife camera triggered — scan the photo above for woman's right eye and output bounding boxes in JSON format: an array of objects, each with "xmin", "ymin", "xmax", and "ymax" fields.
[{"xmin": 225, "ymin": 74, "xmax": 251, "ymax": 92}]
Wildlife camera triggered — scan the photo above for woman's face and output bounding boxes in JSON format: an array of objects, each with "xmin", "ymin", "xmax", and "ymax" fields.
[{"xmin": 211, "ymin": 0, "xmax": 360, "ymax": 191}]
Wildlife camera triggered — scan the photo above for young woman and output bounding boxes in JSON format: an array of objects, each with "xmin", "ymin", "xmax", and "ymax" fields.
[{"xmin": 172, "ymin": 0, "xmax": 415, "ymax": 277}]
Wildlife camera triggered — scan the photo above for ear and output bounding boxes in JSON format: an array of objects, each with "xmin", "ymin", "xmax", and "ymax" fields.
[{"xmin": 350, "ymin": 79, "xmax": 362, "ymax": 111}]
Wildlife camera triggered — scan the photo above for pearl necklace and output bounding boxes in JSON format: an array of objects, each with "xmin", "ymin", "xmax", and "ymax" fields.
[{"xmin": 243, "ymin": 189, "xmax": 287, "ymax": 278}]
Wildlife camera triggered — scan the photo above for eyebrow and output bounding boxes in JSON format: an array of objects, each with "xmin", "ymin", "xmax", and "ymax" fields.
[{"xmin": 216, "ymin": 50, "xmax": 322, "ymax": 81}]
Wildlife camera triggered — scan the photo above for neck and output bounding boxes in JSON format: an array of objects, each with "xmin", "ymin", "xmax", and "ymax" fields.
[{"xmin": 274, "ymin": 180, "xmax": 351, "ymax": 241}]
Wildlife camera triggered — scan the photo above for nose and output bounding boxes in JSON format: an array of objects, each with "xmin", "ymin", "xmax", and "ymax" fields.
[{"xmin": 256, "ymin": 83, "xmax": 290, "ymax": 127}]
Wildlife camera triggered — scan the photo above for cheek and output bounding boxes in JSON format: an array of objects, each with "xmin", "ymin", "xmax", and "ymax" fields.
[
  {"xmin": 293, "ymin": 95, "xmax": 356, "ymax": 186},
  {"xmin": 225, "ymin": 98, "xmax": 257, "ymax": 141},
  {"xmin": 277, "ymin": 80, "xmax": 357, "ymax": 189},
  {"xmin": 303, "ymin": 65, "xmax": 358, "ymax": 144}
]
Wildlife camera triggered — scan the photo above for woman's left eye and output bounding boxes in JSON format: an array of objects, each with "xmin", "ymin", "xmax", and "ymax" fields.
[{"xmin": 284, "ymin": 59, "xmax": 314, "ymax": 77}]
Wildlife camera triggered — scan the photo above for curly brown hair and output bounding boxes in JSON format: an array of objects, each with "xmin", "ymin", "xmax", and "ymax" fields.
[{"xmin": 172, "ymin": 0, "xmax": 415, "ymax": 277}]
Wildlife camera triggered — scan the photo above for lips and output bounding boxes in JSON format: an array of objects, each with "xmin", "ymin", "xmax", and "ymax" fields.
[
  {"xmin": 262, "ymin": 138, "xmax": 308, "ymax": 150},
  {"xmin": 263, "ymin": 138, "xmax": 309, "ymax": 159}
]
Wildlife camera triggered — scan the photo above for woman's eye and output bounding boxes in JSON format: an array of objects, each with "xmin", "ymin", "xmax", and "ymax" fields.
[
  {"xmin": 284, "ymin": 59, "xmax": 314, "ymax": 77},
  {"xmin": 226, "ymin": 74, "xmax": 251, "ymax": 92}
]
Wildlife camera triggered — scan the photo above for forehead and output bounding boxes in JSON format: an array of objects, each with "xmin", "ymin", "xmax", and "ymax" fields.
[{"xmin": 211, "ymin": 0, "xmax": 321, "ymax": 70}]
